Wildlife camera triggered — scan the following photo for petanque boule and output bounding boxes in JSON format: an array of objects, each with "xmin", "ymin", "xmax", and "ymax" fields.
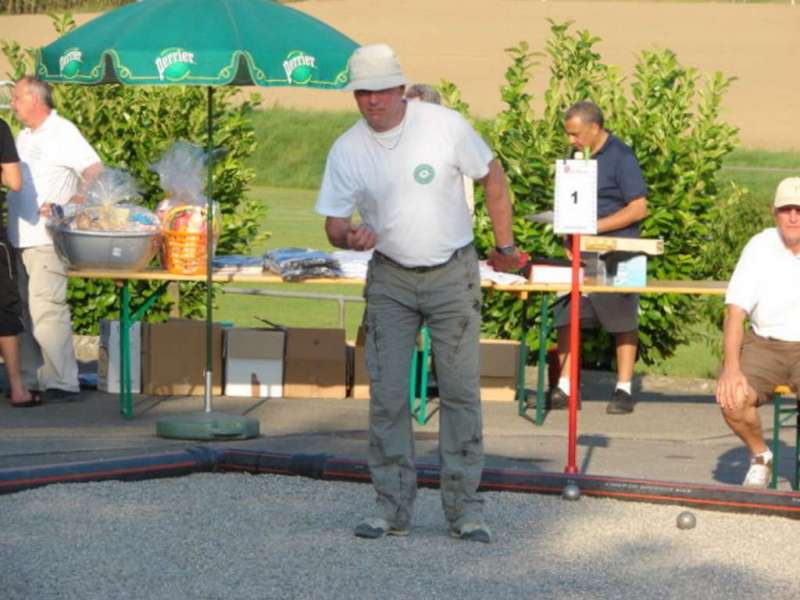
[
  {"xmin": 676, "ymin": 511, "xmax": 696, "ymax": 530},
  {"xmin": 562, "ymin": 483, "xmax": 581, "ymax": 501}
]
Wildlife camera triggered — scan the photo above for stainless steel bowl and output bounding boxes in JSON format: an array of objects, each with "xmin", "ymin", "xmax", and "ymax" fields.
[{"xmin": 52, "ymin": 227, "xmax": 162, "ymax": 271}]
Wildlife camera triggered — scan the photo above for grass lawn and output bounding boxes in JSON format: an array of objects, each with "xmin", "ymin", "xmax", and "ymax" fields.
[
  {"xmin": 214, "ymin": 186, "xmax": 365, "ymax": 337},
  {"xmin": 720, "ymin": 148, "xmax": 800, "ymax": 208}
]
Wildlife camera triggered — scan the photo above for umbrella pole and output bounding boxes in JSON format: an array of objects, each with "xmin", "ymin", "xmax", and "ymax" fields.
[
  {"xmin": 156, "ymin": 87, "xmax": 259, "ymax": 441},
  {"xmin": 204, "ymin": 86, "xmax": 214, "ymax": 412}
]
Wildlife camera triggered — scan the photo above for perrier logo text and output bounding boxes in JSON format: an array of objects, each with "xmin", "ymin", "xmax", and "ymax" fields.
[
  {"xmin": 59, "ymin": 48, "xmax": 82, "ymax": 79},
  {"xmin": 155, "ymin": 48, "xmax": 196, "ymax": 81},
  {"xmin": 283, "ymin": 51, "xmax": 316, "ymax": 85}
]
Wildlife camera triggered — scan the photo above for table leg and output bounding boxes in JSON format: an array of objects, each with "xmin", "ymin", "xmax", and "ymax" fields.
[
  {"xmin": 533, "ymin": 294, "xmax": 551, "ymax": 425},
  {"xmin": 118, "ymin": 281, "xmax": 170, "ymax": 420},
  {"xmin": 408, "ymin": 337, "xmax": 419, "ymax": 419},
  {"xmin": 120, "ymin": 281, "xmax": 132, "ymax": 419},
  {"xmin": 515, "ymin": 295, "xmax": 531, "ymax": 417},
  {"xmin": 416, "ymin": 326, "xmax": 430, "ymax": 425}
]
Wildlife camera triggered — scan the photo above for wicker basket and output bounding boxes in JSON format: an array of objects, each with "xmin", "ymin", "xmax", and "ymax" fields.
[
  {"xmin": 162, "ymin": 205, "xmax": 216, "ymax": 275},
  {"xmin": 163, "ymin": 230, "xmax": 208, "ymax": 275}
]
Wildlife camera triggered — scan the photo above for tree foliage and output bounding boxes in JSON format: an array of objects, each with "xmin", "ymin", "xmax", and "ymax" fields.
[
  {"xmin": 2, "ymin": 13, "xmax": 265, "ymax": 333},
  {"xmin": 441, "ymin": 21, "xmax": 741, "ymax": 366}
]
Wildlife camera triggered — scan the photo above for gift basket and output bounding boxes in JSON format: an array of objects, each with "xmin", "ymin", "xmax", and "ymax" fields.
[
  {"xmin": 50, "ymin": 168, "xmax": 161, "ymax": 271},
  {"xmin": 151, "ymin": 142, "xmax": 220, "ymax": 275}
]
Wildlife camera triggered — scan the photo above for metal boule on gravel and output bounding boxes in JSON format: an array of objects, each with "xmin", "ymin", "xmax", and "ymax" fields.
[
  {"xmin": 676, "ymin": 511, "xmax": 696, "ymax": 530},
  {"xmin": 562, "ymin": 483, "xmax": 581, "ymax": 501}
]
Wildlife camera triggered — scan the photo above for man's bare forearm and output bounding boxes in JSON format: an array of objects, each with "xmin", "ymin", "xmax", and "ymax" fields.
[{"xmin": 481, "ymin": 160, "xmax": 514, "ymax": 248}]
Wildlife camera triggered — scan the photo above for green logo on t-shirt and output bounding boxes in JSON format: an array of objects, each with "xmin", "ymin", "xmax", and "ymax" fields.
[{"xmin": 414, "ymin": 163, "xmax": 435, "ymax": 185}]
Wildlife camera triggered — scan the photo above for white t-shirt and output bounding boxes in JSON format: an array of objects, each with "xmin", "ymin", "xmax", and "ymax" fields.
[
  {"xmin": 725, "ymin": 227, "xmax": 800, "ymax": 341},
  {"xmin": 7, "ymin": 110, "xmax": 101, "ymax": 248},
  {"xmin": 315, "ymin": 100, "xmax": 493, "ymax": 267}
]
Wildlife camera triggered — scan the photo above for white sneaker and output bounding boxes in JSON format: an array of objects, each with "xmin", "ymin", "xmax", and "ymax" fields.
[{"xmin": 742, "ymin": 454, "xmax": 772, "ymax": 488}]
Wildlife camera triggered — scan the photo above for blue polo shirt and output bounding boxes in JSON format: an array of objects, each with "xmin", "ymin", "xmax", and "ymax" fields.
[{"xmin": 594, "ymin": 133, "xmax": 647, "ymax": 238}]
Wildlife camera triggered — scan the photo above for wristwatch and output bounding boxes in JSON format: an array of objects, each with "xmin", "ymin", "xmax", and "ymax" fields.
[{"xmin": 495, "ymin": 244, "xmax": 517, "ymax": 256}]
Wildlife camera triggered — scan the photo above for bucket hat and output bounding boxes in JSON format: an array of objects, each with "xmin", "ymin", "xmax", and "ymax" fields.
[{"xmin": 344, "ymin": 43, "xmax": 407, "ymax": 91}]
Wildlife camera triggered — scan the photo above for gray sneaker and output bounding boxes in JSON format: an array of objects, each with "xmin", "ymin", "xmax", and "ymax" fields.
[
  {"xmin": 353, "ymin": 518, "xmax": 409, "ymax": 539},
  {"xmin": 450, "ymin": 522, "xmax": 492, "ymax": 544},
  {"xmin": 606, "ymin": 389, "xmax": 635, "ymax": 414}
]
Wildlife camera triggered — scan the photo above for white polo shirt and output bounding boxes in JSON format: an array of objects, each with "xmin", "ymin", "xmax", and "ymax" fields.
[
  {"xmin": 7, "ymin": 110, "xmax": 100, "ymax": 248},
  {"xmin": 725, "ymin": 227, "xmax": 800, "ymax": 341},
  {"xmin": 315, "ymin": 100, "xmax": 493, "ymax": 267}
]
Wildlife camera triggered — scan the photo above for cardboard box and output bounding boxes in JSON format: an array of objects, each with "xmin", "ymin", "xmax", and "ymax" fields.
[
  {"xmin": 224, "ymin": 328, "xmax": 285, "ymax": 398},
  {"xmin": 141, "ymin": 320, "xmax": 223, "ymax": 396},
  {"xmin": 602, "ymin": 252, "xmax": 647, "ymax": 287},
  {"xmin": 98, "ymin": 319, "xmax": 141, "ymax": 394},
  {"xmin": 283, "ymin": 328, "xmax": 346, "ymax": 398},
  {"xmin": 351, "ymin": 344, "xmax": 370, "ymax": 400},
  {"xmin": 347, "ymin": 326, "xmax": 370, "ymax": 399},
  {"xmin": 480, "ymin": 339, "xmax": 520, "ymax": 401}
]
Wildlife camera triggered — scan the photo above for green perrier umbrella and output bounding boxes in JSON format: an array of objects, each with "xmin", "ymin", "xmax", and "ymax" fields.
[{"xmin": 37, "ymin": 0, "xmax": 358, "ymax": 439}]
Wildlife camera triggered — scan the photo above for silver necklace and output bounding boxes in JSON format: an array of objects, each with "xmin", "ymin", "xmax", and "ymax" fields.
[{"xmin": 369, "ymin": 115, "xmax": 406, "ymax": 151}]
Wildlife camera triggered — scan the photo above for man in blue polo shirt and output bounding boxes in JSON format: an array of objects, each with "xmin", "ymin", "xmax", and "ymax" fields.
[{"xmin": 547, "ymin": 101, "xmax": 648, "ymax": 414}]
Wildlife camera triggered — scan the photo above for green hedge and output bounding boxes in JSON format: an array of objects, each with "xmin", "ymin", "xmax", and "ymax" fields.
[{"xmin": 442, "ymin": 21, "xmax": 742, "ymax": 367}]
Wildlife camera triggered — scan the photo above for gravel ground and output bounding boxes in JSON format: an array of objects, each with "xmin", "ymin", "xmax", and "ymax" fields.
[{"xmin": 1, "ymin": 473, "xmax": 797, "ymax": 600}]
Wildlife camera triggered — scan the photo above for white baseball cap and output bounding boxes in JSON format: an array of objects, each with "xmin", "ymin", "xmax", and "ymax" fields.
[
  {"xmin": 344, "ymin": 43, "xmax": 407, "ymax": 92},
  {"xmin": 774, "ymin": 177, "xmax": 800, "ymax": 208}
]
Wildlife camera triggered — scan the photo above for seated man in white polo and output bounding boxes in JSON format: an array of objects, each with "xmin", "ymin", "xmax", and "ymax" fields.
[{"xmin": 715, "ymin": 177, "xmax": 800, "ymax": 487}]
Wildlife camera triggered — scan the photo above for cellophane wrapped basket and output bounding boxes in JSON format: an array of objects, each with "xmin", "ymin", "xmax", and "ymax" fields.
[
  {"xmin": 161, "ymin": 205, "xmax": 217, "ymax": 275},
  {"xmin": 151, "ymin": 142, "xmax": 219, "ymax": 275}
]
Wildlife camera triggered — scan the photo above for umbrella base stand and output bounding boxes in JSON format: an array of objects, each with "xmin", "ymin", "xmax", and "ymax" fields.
[{"xmin": 156, "ymin": 412, "xmax": 260, "ymax": 441}]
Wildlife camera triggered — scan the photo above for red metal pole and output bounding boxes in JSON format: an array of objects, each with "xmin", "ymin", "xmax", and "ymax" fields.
[{"xmin": 565, "ymin": 233, "xmax": 581, "ymax": 474}]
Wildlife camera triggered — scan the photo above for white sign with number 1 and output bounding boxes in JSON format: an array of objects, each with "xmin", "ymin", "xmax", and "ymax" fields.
[{"xmin": 553, "ymin": 159, "xmax": 598, "ymax": 234}]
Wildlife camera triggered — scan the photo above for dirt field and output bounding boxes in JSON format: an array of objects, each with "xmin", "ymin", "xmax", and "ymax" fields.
[{"xmin": 0, "ymin": 1, "xmax": 797, "ymax": 150}]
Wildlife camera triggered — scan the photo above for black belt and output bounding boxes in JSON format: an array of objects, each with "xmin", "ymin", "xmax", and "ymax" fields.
[{"xmin": 374, "ymin": 243, "xmax": 472, "ymax": 273}]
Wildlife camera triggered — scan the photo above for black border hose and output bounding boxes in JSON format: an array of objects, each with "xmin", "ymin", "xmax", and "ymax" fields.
[
  {"xmin": 0, "ymin": 446, "xmax": 218, "ymax": 495},
  {"xmin": 3, "ymin": 447, "xmax": 799, "ymax": 520}
]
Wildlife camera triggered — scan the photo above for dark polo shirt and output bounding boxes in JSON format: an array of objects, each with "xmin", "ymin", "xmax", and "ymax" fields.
[{"xmin": 594, "ymin": 133, "xmax": 647, "ymax": 238}]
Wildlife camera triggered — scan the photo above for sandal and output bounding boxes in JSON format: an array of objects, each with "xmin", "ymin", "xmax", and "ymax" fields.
[{"xmin": 11, "ymin": 390, "xmax": 43, "ymax": 408}]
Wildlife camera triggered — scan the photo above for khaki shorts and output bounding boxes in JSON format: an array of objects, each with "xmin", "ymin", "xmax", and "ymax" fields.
[
  {"xmin": 554, "ymin": 292, "xmax": 639, "ymax": 334},
  {"xmin": 740, "ymin": 330, "xmax": 800, "ymax": 405}
]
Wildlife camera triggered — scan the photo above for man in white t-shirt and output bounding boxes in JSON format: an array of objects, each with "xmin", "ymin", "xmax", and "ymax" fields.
[
  {"xmin": 7, "ymin": 76, "xmax": 102, "ymax": 402},
  {"xmin": 317, "ymin": 44, "xmax": 520, "ymax": 543},
  {"xmin": 716, "ymin": 177, "xmax": 800, "ymax": 488}
]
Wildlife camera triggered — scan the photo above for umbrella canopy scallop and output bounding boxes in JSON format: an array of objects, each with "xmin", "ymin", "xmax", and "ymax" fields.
[{"xmin": 37, "ymin": 0, "xmax": 357, "ymax": 89}]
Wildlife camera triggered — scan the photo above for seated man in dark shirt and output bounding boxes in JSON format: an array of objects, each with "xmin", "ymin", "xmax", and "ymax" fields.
[{"xmin": 547, "ymin": 101, "xmax": 648, "ymax": 415}]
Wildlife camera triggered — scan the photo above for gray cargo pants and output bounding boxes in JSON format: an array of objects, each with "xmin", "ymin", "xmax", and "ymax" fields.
[{"xmin": 363, "ymin": 244, "xmax": 483, "ymax": 530}]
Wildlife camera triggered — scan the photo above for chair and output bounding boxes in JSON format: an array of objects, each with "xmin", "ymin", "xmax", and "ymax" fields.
[{"xmin": 769, "ymin": 385, "xmax": 800, "ymax": 491}]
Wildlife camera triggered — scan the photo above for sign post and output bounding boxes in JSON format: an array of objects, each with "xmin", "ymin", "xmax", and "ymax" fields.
[{"xmin": 553, "ymin": 155, "xmax": 597, "ymax": 474}]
